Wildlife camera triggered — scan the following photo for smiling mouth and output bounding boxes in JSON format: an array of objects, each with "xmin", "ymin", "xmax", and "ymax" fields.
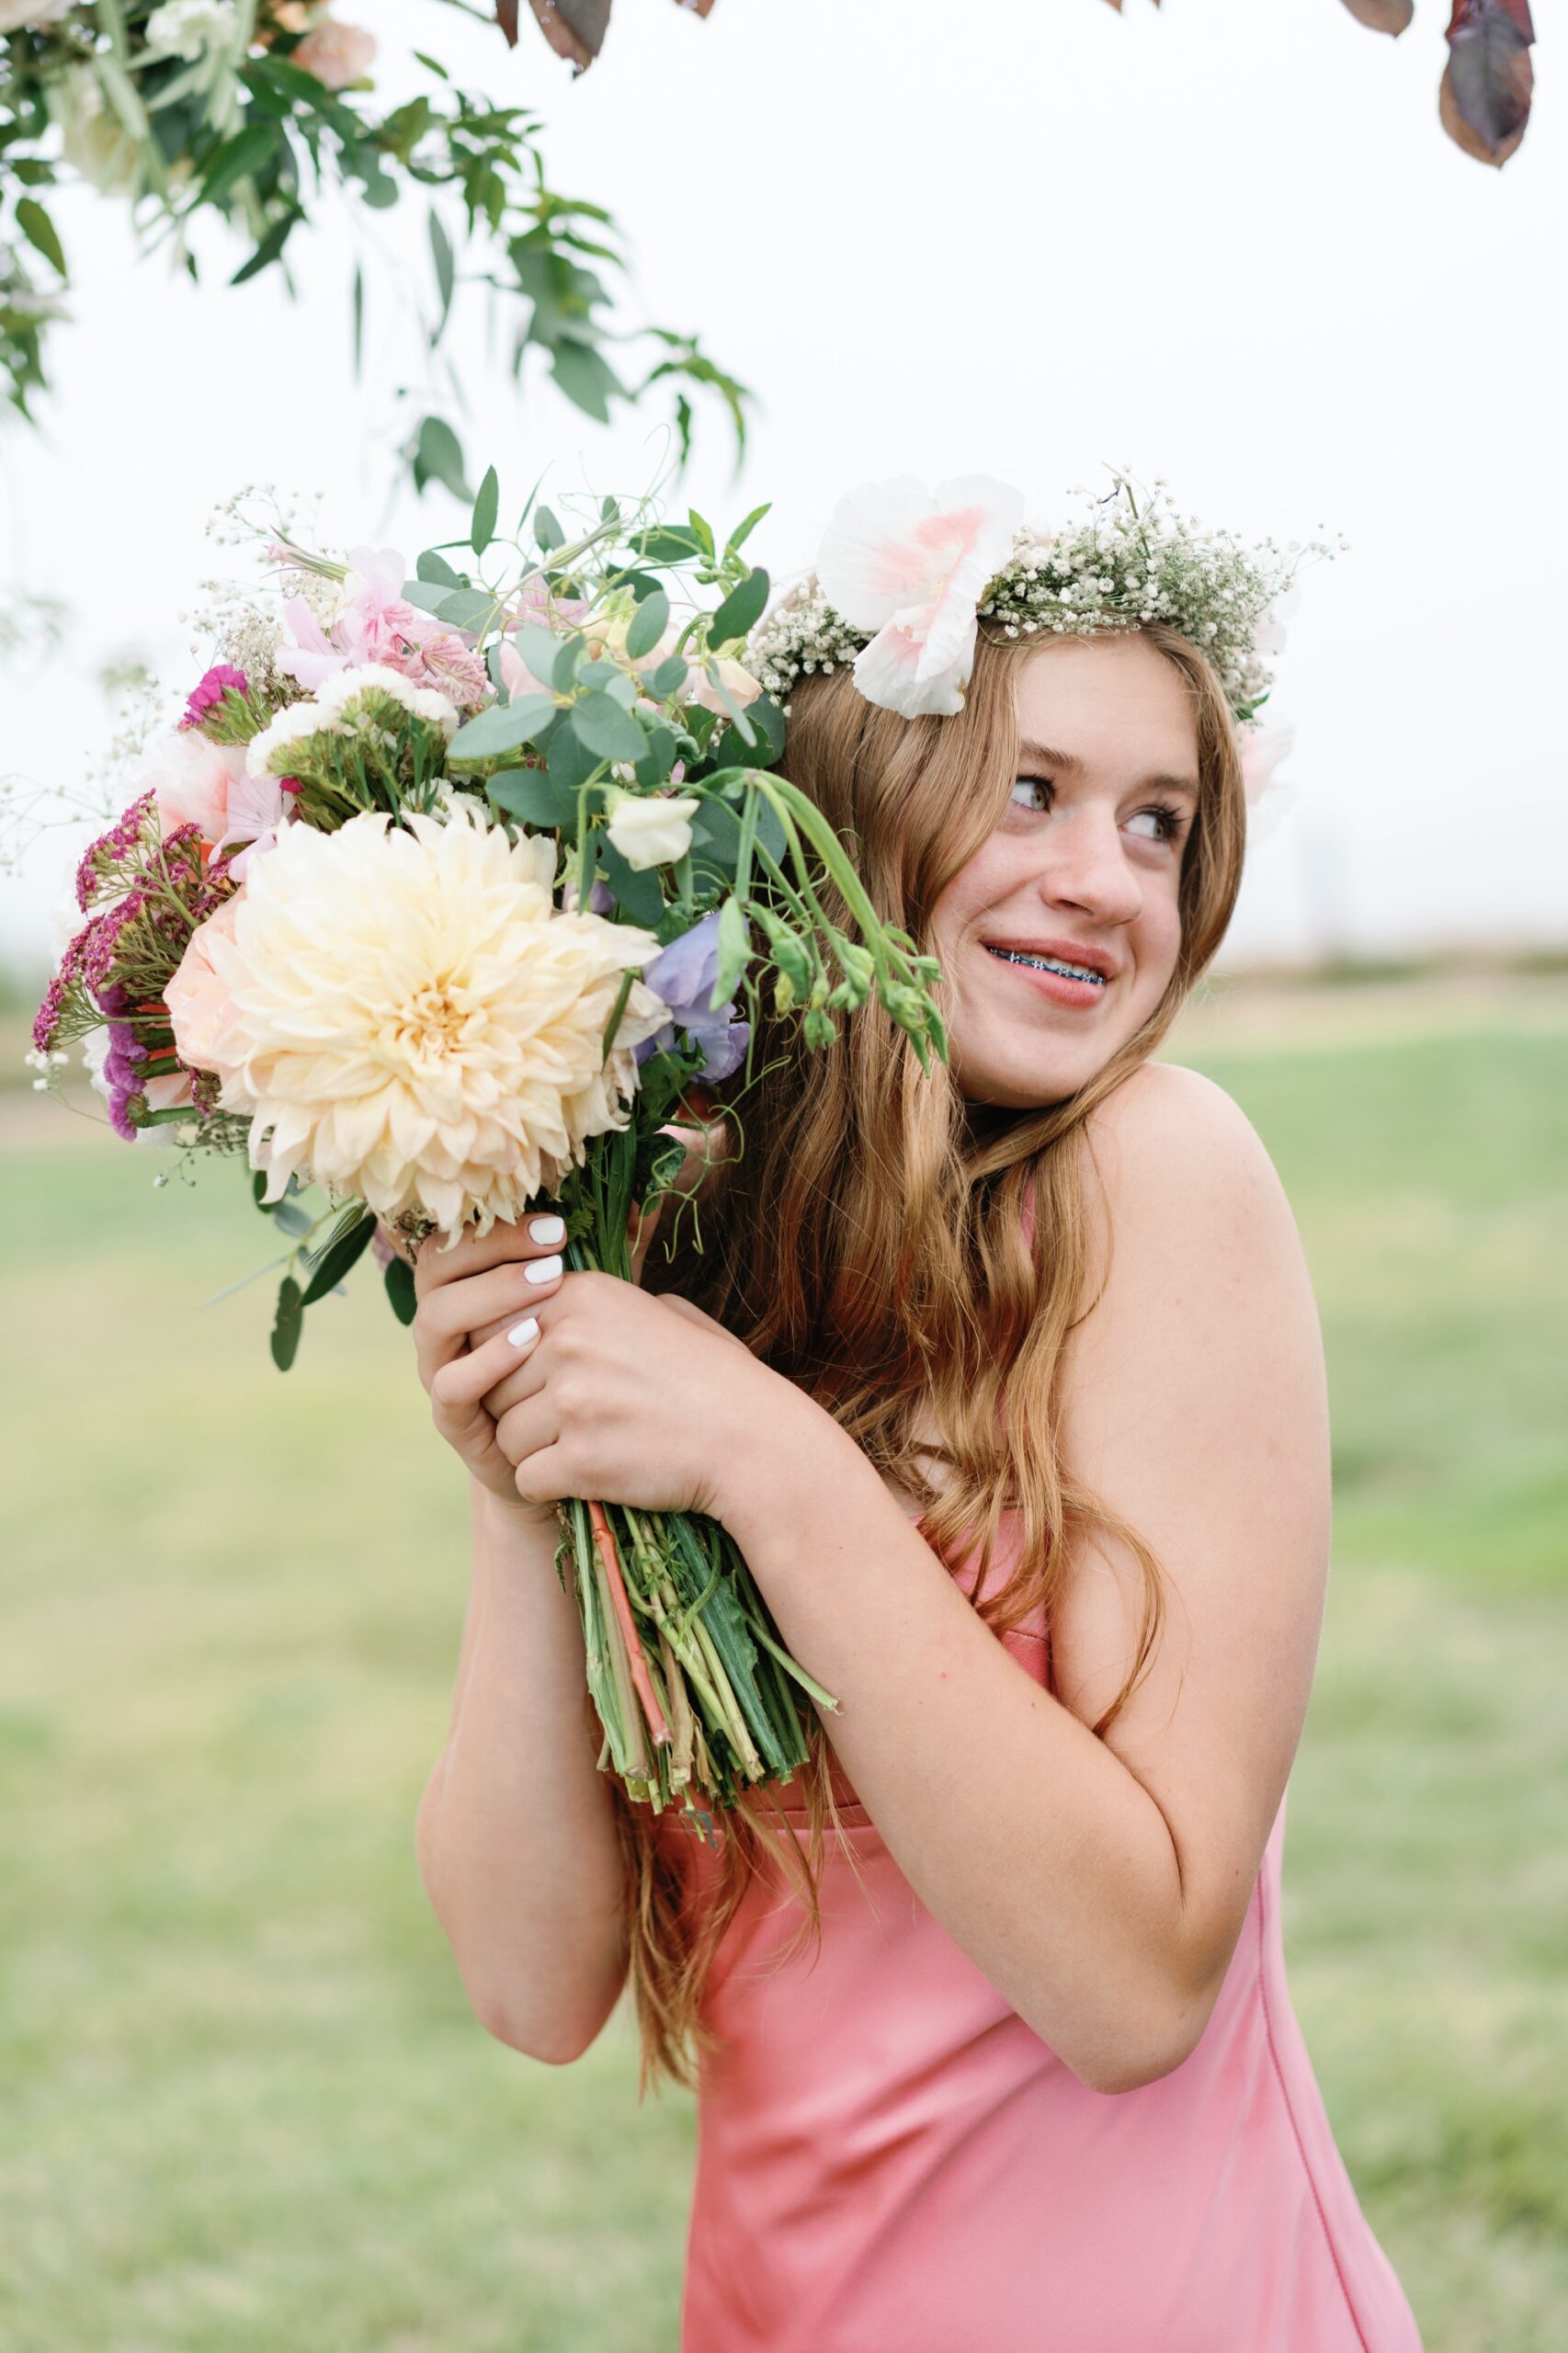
[{"xmin": 984, "ymin": 946, "xmax": 1109, "ymax": 989}]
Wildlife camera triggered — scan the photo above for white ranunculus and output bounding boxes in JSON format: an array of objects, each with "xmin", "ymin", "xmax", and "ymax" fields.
[
  {"xmin": 604, "ymin": 791, "xmax": 700, "ymax": 872},
  {"xmin": 166, "ymin": 805, "xmax": 666, "ymax": 1241}
]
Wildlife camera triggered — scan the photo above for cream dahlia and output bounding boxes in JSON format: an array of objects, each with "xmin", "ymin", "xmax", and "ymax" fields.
[{"xmin": 166, "ymin": 806, "xmax": 666, "ymax": 1238}]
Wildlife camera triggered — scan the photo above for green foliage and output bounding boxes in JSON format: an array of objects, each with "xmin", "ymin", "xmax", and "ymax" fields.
[{"xmin": 0, "ymin": 6, "xmax": 752, "ymax": 488}]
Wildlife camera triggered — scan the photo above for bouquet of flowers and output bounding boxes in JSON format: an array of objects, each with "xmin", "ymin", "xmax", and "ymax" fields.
[{"xmin": 28, "ymin": 473, "xmax": 945, "ymax": 1818}]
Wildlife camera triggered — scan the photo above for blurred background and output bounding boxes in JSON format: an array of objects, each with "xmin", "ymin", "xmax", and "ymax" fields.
[{"xmin": 2, "ymin": 2, "xmax": 1564, "ymax": 2347}]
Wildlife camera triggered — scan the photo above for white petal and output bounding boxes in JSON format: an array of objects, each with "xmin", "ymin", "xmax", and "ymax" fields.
[
  {"xmin": 853, "ymin": 620, "xmax": 973, "ymax": 718},
  {"xmin": 816, "ymin": 476, "xmax": 949, "ymax": 629}
]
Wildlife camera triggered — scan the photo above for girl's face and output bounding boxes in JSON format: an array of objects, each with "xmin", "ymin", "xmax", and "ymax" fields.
[{"xmin": 929, "ymin": 635, "xmax": 1200, "ymax": 1109}]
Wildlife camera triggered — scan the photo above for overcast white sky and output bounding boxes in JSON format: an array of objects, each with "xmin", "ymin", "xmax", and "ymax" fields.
[{"xmin": 3, "ymin": 0, "xmax": 1564, "ymax": 972}]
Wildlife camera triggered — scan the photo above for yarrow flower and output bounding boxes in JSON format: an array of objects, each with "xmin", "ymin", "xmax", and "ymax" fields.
[{"xmin": 166, "ymin": 804, "xmax": 669, "ymax": 1240}]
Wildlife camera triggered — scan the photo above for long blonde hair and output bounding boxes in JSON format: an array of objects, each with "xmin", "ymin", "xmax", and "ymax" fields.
[{"xmin": 624, "ymin": 622, "xmax": 1248, "ymax": 2086}]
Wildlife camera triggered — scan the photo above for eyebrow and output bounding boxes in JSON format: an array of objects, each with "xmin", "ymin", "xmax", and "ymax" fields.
[{"xmin": 1017, "ymin": 739, "xmax": 1200, "ymax": 801}]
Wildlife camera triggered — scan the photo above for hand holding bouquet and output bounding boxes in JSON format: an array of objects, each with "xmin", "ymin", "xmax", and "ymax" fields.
[{"xmin": 29, "ymin": 478, "xmax": 946, "ymax": 1819}]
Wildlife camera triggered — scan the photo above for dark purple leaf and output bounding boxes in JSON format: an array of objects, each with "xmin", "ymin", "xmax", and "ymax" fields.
[{"xmin": 1442, "ymin": 0, "xmax": 1534, "ymax": 166}]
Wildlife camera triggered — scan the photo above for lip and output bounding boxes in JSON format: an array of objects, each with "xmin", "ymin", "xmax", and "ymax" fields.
[{"xmin": 980, "ymin": 936, "xmax": 1121, "ymax": 981}]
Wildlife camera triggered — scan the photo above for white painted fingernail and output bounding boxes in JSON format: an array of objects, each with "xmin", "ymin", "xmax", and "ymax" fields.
[
  {"xmin": 528, "ymin": 1214, "xmax": 565, "ymax": 1246},
  {"xmin": 524, "ymin": 1254, "xmax": 562, "ymax": 1287},
  {"xmin": 506, "ymin": 1317, "xmax": 540, "ymax": 1348}
]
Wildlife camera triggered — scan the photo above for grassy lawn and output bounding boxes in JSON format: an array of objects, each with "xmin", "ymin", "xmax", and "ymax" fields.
[{"xmin": 1, "ymin": 981, "xmax": 1563, "ymax": 2351}]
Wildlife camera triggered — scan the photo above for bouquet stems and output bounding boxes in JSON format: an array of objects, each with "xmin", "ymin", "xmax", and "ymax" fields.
[{"xmin": 554, "ymin": 1222, "xmax": 835, "ymax": 1816}]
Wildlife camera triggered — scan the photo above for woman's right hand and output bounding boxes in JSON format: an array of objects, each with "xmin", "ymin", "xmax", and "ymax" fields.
[{"xmin": 411, "ymin": 1211, "xmax": 570, "ymax": 1510}]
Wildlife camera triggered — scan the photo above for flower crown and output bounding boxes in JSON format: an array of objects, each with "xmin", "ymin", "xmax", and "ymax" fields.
[{"xmin": 747, "ymin": 472, "xmax": 1328, "ymax": 731}]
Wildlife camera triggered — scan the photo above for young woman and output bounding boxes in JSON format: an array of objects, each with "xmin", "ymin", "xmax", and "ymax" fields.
[{"xmin": 409, "ymin": 488, "xmax": 1424, "ymax": 2352}]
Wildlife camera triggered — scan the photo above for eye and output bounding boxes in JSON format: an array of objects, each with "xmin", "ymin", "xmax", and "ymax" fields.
[
  {"xmin": 1125, "ymin": 801, "xmax": 1187, "ymax": 846},
  {"xmin": 1009, "ymin": 776, "xmax": 1051, "ymax": 813}
]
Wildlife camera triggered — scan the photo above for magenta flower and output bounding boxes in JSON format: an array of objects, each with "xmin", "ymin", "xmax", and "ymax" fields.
[{"xmin": 179, "ymin": 665, "xmax": 249, "ymax": 732}]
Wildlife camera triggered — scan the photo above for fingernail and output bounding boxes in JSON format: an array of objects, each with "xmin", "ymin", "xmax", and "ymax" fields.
[
  {"xmin": 528, "ymin": 1214, "xmax": 565, "ymax": 1246},
  {"xmin": 524, "ymin": 1254, "xmax": 562, "ymax": 1287},
  {"xmin": 506, "ymin": 1316, "xmax": 540, "ymax": 1348}
]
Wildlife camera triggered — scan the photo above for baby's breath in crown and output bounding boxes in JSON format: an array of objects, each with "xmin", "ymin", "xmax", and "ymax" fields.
[{"xmin": 749, "ymin": 475, "xmax": 1333, "ymax": 730}]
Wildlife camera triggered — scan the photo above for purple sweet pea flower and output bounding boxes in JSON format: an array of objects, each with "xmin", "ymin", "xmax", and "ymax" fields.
[{"xmin": 638, "ymin": 910, "xmax": 749, "ymax": 1083}]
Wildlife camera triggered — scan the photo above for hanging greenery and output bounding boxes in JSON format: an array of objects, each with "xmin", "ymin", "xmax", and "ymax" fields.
[{"xmin": 0, "ymin": 1, "xmax": 750, "ymax": 492}]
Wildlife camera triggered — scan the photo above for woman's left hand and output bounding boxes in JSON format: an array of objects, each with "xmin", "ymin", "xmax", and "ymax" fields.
[{"xmin": 445, "ymin": 1269, "xmax": 790, "ymax": 1521}]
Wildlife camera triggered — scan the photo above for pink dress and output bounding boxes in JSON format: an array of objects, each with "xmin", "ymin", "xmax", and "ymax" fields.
[{"xmin": 659, "ymin": 1528, "xmax": 1424, "ymax": 2353}]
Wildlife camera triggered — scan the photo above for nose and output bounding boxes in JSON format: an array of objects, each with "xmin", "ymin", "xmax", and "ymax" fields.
[{"xmin": 1032, "ymin": 803, "xmax": 1143, "ymax": 928}]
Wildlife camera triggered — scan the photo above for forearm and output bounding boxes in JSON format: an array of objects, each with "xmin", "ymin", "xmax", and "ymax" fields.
[
  {"xmin": 416, "ymin": 1483, "xmax": 628, "ymax": 2063},
  {"xmin": 720, "ymin": 1412, "xmax": 1203, "ymax": 2092}
]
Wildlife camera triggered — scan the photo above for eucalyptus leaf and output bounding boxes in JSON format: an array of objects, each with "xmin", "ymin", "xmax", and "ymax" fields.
[
  {"xmin": 270, "ymin": 1275, "xmax": 303, "ymax": 1372},
  {"xmin": 384, "ymin": 1256, "xmax": 417, "ymax": 1327},
  {"xmin": 710, "ymin": 567, "xmax": 769, "ymax": 645},
  {"xmin": 642, "ymin": 654, "xmax": 688, "ymax": 700},
  {"xmin": 301, "ymin": 1211, "xmax": 376, "ymax": 1307},
  {"xmin": 416, "ymin": 548, "xmax": 461, "ymax": 587},
  {"xmin": 632, "ymin": 722, "xmax": 679, "ymax": 788},
  {"xmin": 597, "ymin": 835, "xmax": 665, "ymax": 926},
  {"xmin": 624, "ymin": 587, "xmax": 669, "ymax": 661},
  {"xmin": 402, "ymin": 580, "xmax": 458, "ymax": 617},
  {"xmin": 471, "ymin": 465, "xmax": 499, "ymax": 556},
  {"xmin": 414, "ymin": 415, "xmax": 471, "ymax": 502},
  {"xmin": 547, "ymin": 718, "xmax": 599, "ymax": 798},
  {"xmin": 534, "ymin": 505, "xmax": 564, "ymax": 553},
  {"xmin": 489, "ymin": 768, "xmax": 579, "ymax": 829},
  {"xmin": 574, "ymin": 691, "xmax": 646, "ymax": 765},
  {"xmin": 448, "ymin": 694, "xmax": 558, "ymax": 764},
  {"xmin": 15, "ymin": 199, "xmax": 65, "ymax": 278},
  {"xmin": 516, "ymin": 622, "xmax": 566, "ymax": 688},
  {"xmin": 429, "ymin": 210, "xmax": 455, "ymax": 336}
]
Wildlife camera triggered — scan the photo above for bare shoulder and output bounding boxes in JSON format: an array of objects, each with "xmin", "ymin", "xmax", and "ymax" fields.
[{"xmin": 1074, "ymin": 1060, "xmax": 1304, "ymax": 1305}]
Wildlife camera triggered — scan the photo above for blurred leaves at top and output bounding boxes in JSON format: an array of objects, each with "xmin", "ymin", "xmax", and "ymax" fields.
[{"xmin": 0, "ymin": 0, "xmax": 750, "ymax": 492}]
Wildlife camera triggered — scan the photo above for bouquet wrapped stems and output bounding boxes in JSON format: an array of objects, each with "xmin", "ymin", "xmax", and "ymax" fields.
[{"xmin": 557, "ymin": 1227, "xmax": 838, "ymax": 1814}]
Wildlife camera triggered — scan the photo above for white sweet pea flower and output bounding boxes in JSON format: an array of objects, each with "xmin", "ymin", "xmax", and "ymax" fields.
[
  {"xmin": 816, "ymin": 474, "xmax": 1024, "ymax": 719},
  {"xmin": 605, "ymin": 791, "xmax": 701, "ymax": 872}
]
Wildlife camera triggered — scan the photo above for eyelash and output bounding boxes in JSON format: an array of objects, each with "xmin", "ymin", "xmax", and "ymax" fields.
[{"xmin": 1010, "ymin": 776, "xmax": 1189, "ymax": 845}]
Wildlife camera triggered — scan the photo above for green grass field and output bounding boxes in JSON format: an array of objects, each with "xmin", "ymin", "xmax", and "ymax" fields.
[{"xmin": 2, "ymin": 981, "xmax": 1564, "ymax": 2352}]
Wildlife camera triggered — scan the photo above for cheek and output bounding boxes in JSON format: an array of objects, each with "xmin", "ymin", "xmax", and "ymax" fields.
[{"xmin": 927, "ymin": 841, "xmax": 1011, "ymax": 956}]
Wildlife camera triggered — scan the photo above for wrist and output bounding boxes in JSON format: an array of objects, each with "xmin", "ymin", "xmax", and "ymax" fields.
[
  {"xmin": 710, "ymin": 1374, "xmax": 869, "ymax": 1555},
  {"xmin": 472, "ymin": 1475, "xmax": 560, "ymax": 1543}
]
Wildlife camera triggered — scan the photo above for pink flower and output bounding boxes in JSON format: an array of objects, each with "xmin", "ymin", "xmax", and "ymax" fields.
[
  {"xmin": 292, "ymin": 17, "xmax": 376, "ymax": 91},
  {"xmin": 180, "ymin": 663, "xmax": 248, "ymax": 733},
  {"xmin": 816, "ymin": 474, "xmax": 1023, "ymax": 719},
  {"xmin": 687, "ymin": 654, "xmax": 762, "ymax": 717},
  {"xmin": 141, "ymin": 729, "xmax": 285, "ymax": 858},
  {"xmin": 165, "ymin": 895, "xmax": 244, "ymax": 1079},
  {"xmin": 278, "ymin": 546, "xmax": 488, "ymax": 709}
]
